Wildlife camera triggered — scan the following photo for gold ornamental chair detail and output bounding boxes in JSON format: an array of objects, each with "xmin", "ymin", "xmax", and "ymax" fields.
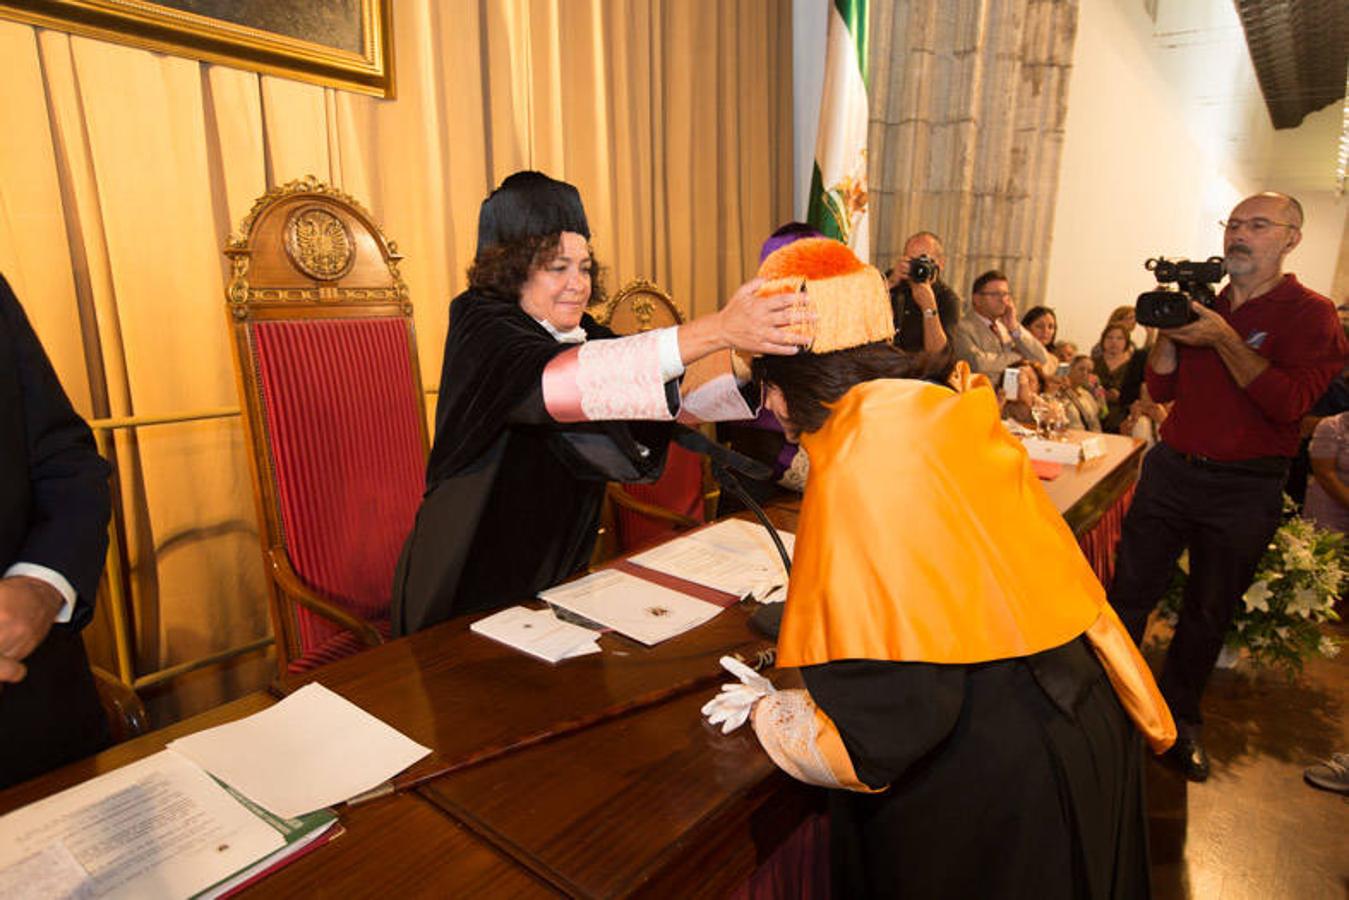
[
  {"xmin": 592, "ymin": 277, "xmax": 686, "ymax": 334},
  {"xmin": 225, "ymin": 176, "xmax": 430, "ymax": 675}
]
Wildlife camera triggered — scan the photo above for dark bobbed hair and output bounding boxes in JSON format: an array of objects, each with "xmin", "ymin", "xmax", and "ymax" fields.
[
  {"xmin": 467, "ymin": 232, "xmax": 606, "ymax": 306},
  {"xmin": 1021, "ymin": 305, "xmax": 1056, "ymax": 332},
  {"xmin": 972, "ymin": 269, "xmax": 1009, "ymax": 297},
  {"xmin": 752, "ymin": 341, "xmax": 954, "ymax": 435}
]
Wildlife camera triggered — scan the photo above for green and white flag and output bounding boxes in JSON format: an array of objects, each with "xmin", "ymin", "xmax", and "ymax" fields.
[{"xmin": 807, "ymin": 0, "xmax": 870, "ymax": 262}]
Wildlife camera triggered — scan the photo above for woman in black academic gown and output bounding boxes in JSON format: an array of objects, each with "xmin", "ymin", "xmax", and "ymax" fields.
[
  {"xmin": 702, "ymin": 237, "xmax": 1175, "ymax": 899},
  {"xmin": 392, "ymin": 171, "xmax": 807, "ymax": 634}
]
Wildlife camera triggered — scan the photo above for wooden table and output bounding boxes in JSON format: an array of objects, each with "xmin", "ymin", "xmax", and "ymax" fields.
[{"xmin": 1, "ymin": 439, "xmax": 1141, "ymax": 898}]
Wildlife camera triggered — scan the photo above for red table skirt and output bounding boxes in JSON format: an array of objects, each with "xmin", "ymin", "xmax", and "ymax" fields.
[{"xmin": 1075, "ymin": 482, "xmax": 1136, "ymax": 586}]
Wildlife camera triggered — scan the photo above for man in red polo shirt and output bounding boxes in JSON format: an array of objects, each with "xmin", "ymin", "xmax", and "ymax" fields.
[{"xmin": 1109, "ymin": 192, "xmax": 1348, "ymax": 782}]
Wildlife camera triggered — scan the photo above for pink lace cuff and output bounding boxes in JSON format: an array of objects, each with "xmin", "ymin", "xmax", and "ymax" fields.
[{"xmin": 541, "ymin": 331, "xmax": 673, "ymax": 422}]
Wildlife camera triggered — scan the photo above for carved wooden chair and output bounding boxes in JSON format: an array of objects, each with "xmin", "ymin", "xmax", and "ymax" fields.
[
  {"xmin": 225, "ymin": 177, "xmax": 429, "ymax": 675},
  {"xmin": 593, "ymin": 279, "xmax": 717, "ymax": 554}
]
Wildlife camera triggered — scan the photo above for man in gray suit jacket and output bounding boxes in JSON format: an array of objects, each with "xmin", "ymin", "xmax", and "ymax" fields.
[{"xmin": 952, "ymin": 270, "xmax": 1050, "ymax": 381}]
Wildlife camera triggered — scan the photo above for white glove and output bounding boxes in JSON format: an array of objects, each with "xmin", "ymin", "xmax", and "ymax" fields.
[{"xmin": 701, "ymin": 655, "xmax": 776, "ymax": 734}]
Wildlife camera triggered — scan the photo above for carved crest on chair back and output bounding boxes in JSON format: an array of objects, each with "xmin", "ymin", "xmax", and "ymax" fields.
[
  {"xmin": 225, "ymin": 175, "xmax": 411, "ymax": 315},
  {"xmin": 594, "ymin": 277, "xmax": 686, "ymax": 334}
]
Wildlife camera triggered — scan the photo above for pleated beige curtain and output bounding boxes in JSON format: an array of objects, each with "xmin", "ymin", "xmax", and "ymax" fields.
[
  {"xmin": 868, "ymin": 0, "xmax": 1078, "ymax": 309},
  {"xmin": 0, "ymin": 0, "xmax": 792, "ymax": 722}
]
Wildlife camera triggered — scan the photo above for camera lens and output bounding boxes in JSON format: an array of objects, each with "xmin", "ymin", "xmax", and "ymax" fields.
[{"xmin": 909, "ymin": 255, "xmax": 935, "ymax": 284}]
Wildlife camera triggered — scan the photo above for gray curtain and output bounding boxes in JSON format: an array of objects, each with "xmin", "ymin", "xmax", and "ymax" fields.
[{"xmin": 869, "ymin": 0, "xmax": 1079, "ymax": 309}]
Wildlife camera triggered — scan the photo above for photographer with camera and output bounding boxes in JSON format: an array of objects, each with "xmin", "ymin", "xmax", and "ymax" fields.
[
  {"xmin": 886, "ymin": 231, "xmax": 961, "ymax": 353},
  {"xmin": 952, "ymin": 270, "xmax": 1050, "ymax": 381},
  {"xmin": 1109, "ymin": 192, "xmax": 1348, "ymax": 783}
]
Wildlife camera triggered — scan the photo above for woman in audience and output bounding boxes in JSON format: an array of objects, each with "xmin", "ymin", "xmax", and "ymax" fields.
[
  {"xmin": 1021, "ymin": 305, "xmax": 1072, "ymax": 362},
  {"xmin": 392, "ymin": 170, "xmax": 806, "ymax": 634},
  {"xmin": 1000, "ymin": 363, "xmax": 1045, "ymax": 429},
  {"xmin": 1058, "ymin": 354, "xmax": 1104, "ymax": 432},
  {"xmin": 1303, "ymin": 411, "xmax": 1349, "ymax": 535},
  {"xmin": 1093, "ymin": 305, "xmax": 1154, "ymax": 360},
  {"xmin": 1094, "ymin": 323, "xmax": 1146, "ymax": 433},
  {"xmin": 1118, "ymin": 387, "xmax": 1168, "ymax": 446},
  {"xmin": 703, "ymin": 236, "xmax": 1174, "ymax": 899}
]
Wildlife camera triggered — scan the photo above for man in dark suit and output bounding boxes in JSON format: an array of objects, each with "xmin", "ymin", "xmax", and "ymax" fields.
[{"xmin": 0, "ymin": 273, "xmax": 111, "ymax": 789}]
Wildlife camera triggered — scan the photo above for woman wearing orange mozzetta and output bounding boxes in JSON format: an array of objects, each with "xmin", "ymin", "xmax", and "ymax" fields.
[{"xmin": 702, "ymin": 237, "xmax": 1175, "ymax": 898}]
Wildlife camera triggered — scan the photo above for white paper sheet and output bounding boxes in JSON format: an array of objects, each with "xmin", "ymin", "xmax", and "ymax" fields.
[
  {"xmin": 0, "ymin": 750, "xmax": 282, "ymax": 900},
  {"xmin": 471, "ymin": 606, "xmax": 601, "ymax": 662},
  {"xmin": 629, "ymin": 518, "xmax": 794, "ymax": 598},
  {"xmin": 539, "ymin": 569, "xmax": 723, "ymax": 645},
  {"xmin": 167, "ymin": 683, "xmax": 430, "ymax": 819}
]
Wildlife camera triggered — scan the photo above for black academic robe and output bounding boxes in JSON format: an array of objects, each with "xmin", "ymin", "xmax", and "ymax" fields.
[
  {"xmin": 392, "ymin": 288, "xmax": 673, "ymax": 634},
  {"xmin": 805, "ymin": 637, "xmax": 1150, "ymax": 900},
  {"xmin": 0, "ymin": 274, "xmax": 111, "ymax": 789}
]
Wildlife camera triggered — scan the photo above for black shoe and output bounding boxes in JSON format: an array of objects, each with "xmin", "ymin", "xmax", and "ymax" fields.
[{"xmin": 1164, "ymin": 735, "xmax": 1210, "ymax": 783}]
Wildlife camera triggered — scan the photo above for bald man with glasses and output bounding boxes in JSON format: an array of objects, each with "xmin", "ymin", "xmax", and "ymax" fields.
[
  {"xmin": 1108, "ymin": 192, "xmax": 1348, "ymax": 782},
  {"xmin": 952, "ymin": 269, "xmax": 1050, "ymax": 381}
]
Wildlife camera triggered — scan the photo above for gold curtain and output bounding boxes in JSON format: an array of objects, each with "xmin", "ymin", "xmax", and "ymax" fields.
[
  {"xmin": 0, "ymin": 0, "xmax": 792, "ymax": 722},
  {"xmin": 868, "ymin": 0, "xmax": 1078, "ymax": 308}
]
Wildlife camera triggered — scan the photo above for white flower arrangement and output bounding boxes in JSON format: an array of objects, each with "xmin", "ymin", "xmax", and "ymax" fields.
[{"xmin": 1158, "ymin": 501, "xmax": 1344, "ymax": 674}]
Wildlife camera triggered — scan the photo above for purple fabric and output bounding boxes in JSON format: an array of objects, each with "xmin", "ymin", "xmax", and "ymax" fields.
[
  {"xmin": 1304, "ymin": 411, "xmax": 1349, "ymax": 534},
  {"xmin": 759, "ymin": 222, "xmax": 823, "ymax": 263}
]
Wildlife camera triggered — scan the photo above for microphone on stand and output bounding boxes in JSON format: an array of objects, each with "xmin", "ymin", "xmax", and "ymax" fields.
[{"xmin": 670, "ymin": 424, "xmax": 791, "ymax": 640}]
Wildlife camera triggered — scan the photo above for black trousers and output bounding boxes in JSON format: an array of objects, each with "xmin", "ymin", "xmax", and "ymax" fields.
[
  {"xmin": 1109, "ymin": 443, "xmax": 1285, "ymax": 728},
  {"xmin": 0, "ymin": 627, "xmax": 108, "ymax": 790}
]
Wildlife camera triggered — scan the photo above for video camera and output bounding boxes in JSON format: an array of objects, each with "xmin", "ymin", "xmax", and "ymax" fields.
[{"xmin": 1135, "ymin": 256, "xmax": 1224, "ymax": 328}]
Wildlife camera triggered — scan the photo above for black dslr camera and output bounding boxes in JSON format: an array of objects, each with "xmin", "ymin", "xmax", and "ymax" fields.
[
  {"xmin": 908, "ymin": 254, "xmax": 937, "ymax": 284},
  {"xmin": 1135, "ymin": 256, "xmax": 1225, "ymax": 328}
]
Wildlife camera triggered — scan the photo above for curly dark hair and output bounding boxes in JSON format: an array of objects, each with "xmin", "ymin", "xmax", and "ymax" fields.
[
  {"xmin": 752, "ymin": 341, "xmax": 954, "ymax": 435},
  {"xmin": 467, "ymin": 233, "xmax": 607, "ymax": 305}
]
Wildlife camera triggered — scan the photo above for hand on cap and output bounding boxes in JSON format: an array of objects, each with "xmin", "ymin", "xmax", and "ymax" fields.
[{"xmin": 718, "ymin": 278, "xmax": 814, "ymax": 356}]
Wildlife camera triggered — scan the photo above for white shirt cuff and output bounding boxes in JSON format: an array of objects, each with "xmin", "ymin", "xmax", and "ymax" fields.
[
  {"xmin": 4, "ymin": 563, "xmax": 77, "ymax": 623},
  {"xmin": 657, "ymin": 326, "xmax": 686, "ymax": 382}
]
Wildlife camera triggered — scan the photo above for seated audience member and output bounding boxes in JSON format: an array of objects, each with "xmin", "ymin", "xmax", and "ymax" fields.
[
  {"xmin": 886, "ymin": 231, "xmax": 961, "ymax": 353},
  {"xmin": 1021, "ymin": 305, "xmax": 1072, "ymax": 362},
  {"xmin": 0, "ymin": 274, "xmax": 112, "ymax": 789},
  {"xmin": 1094, "ymin": 322, "xmax": 1146, "ymax": 432},
  {"xmin": 1091, "ymin": 305, "xmax": 1154, "ymax": 358},
  {"xmin": 1303, "ymin": 411, "xmax": 1349, "ymax": 535},
  {"xmin": 703, "ymin": 236, "xmax": 1174, "ymax": 898},
  {"xmin": 1118, "ymin": 387, "xmax": 1168, "ymax": 446},
  {"xmin": 1000, "ymin": 364, "xmax": 1044, "ymax": 429},
  {"xmin": 1287, "ymin": 347, "xmax": 1349, "ymax": 506},
  {"xmin": 392, "ymin": 172, "xmax": 808, "ymax": 634},
  {"xmin": 1057, "ymin": 354, "xmax": 1104, "ymax": 432},
  {"xmin": 952, "ymin": 270, "xmax": 1049, "ymax": 381}
]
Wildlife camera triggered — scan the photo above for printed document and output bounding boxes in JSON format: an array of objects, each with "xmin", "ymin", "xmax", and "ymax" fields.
[
  {"xmin": 539, "ymin": 569, "xmax": 723, "ymax": 645},
  {"xmin": 629, "ymin": 518, "xmax": 794, "ymax": 598},
  {"xmin": 0, "ymin": 750, "xmax": 282, "ymax": 899}
]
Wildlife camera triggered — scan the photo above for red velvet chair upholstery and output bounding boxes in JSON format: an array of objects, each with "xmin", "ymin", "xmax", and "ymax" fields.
[
  {"xmin": 225, "ymin": 177, "xmax": 429, "ymax": 675},
  {"xmin": 594, "ymin": 279, "xmax": 716, "ymax": 554}
]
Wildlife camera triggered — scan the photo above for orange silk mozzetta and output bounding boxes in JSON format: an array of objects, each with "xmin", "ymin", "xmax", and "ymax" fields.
[{"xmin": 776, "ymin": 377, "xmax": 1175, "ymax": 753}]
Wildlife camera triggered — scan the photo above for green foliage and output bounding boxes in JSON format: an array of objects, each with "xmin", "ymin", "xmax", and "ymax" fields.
[{"xmin": 1158, "ymin": 500, "xmax": 1344, "ymax": 675}]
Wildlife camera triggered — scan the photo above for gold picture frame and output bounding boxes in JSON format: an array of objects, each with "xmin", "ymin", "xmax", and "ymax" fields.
[{"xmin": 0, "ymin": 0, "xmax": 394, "ymax": 98}]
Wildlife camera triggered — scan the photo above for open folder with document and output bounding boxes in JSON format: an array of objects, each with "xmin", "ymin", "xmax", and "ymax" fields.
[{"xmin": 0, "ymin": 684, "xmax": 429, "ymax": 899}]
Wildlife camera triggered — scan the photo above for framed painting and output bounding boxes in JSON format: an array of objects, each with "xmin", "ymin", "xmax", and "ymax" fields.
[{"xmin": 0, "ymin": 0, "xmax": 394, "ymax": 98}]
